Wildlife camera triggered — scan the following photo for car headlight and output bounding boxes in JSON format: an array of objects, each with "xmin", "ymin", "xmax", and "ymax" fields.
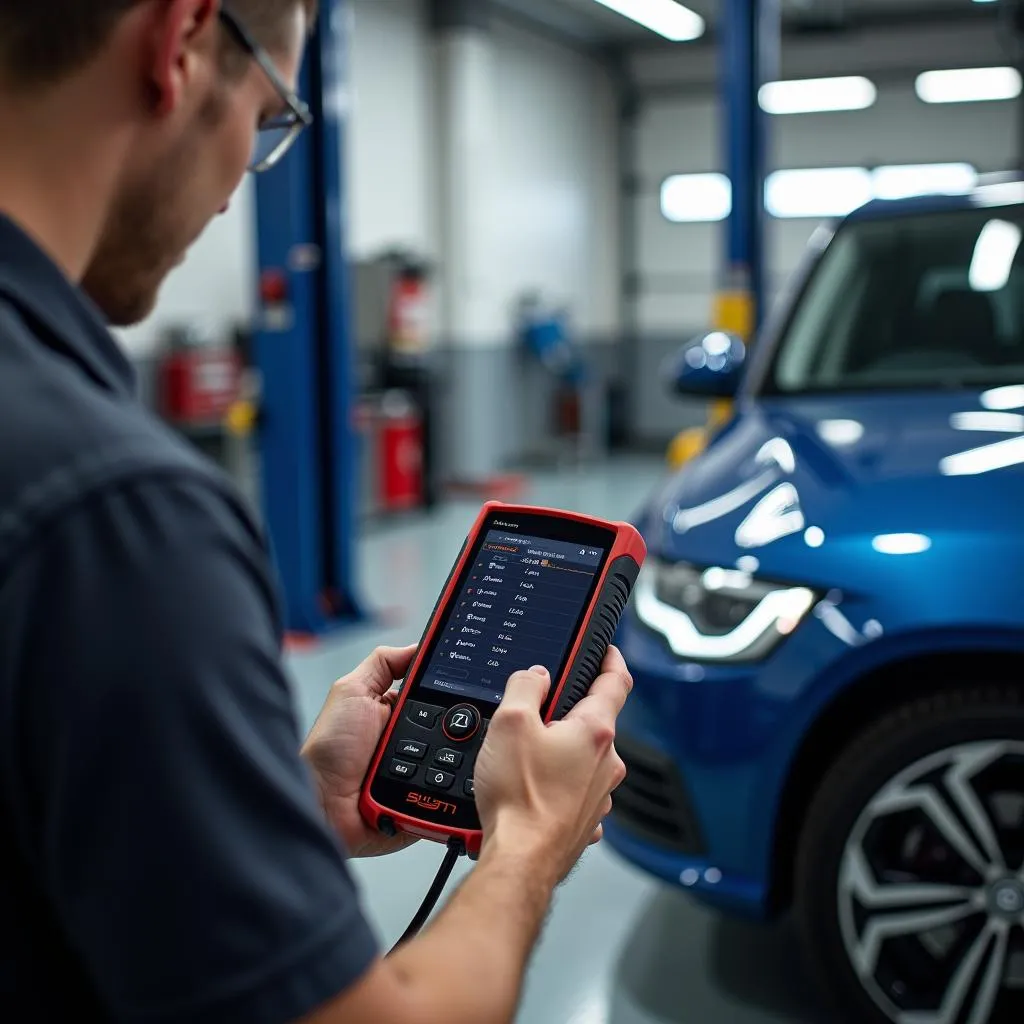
[{"xmin": 633, "ymin": 560, "xmax": 816, "ymax": 663}]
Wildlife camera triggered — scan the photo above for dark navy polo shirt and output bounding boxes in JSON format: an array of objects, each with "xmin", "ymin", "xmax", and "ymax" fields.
[{"xmin": 0, "ymin": 216, "xmax": 378, "ymax": 1022}]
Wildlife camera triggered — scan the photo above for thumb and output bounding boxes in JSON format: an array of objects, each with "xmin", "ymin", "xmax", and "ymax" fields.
[
  {"xmin": 352, "ymin": 645, "xmax": 418, "ymax": 696},
  {"xmin": 500, "ymin": 666, "xmax": 551, "ymax": 713}
]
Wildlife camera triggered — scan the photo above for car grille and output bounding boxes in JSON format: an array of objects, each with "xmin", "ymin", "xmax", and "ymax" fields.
[{"xmin": 612, "ymin": 733, "xmax": 706, "ymax": 855}]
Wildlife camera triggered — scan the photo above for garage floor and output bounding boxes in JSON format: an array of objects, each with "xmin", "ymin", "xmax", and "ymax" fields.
[{"xmin": 287, "ymin": 456, "xmax": 836, "ymax": 1024}]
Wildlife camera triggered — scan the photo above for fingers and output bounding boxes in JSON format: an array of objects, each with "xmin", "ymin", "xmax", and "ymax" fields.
[
  {"xmin": 600, "ymin": 644, "xmax": 630, "ymax": 680},
  {"xmin": 588, "ymin": 793, "xmax": 614, "ymax": 846},
  {"xmin": 349, "ymin": 645, "xmax": 418, "ymax": 696},
  {"xmin": 564, "ymin": 646, "xmax": 633, "ymax": 726},
  {"xmin": 498, "ymin": 666, "xmax": 551, "ymax": 716}
]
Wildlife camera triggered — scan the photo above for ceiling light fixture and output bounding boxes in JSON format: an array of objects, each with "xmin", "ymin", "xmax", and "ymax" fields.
[
  {"xmin": 916, "ymin": 67, "xmax": 1022, "ymax": 104},
  {"xmin": 591, "ymin": 0, "xmax": 705, "ymax": 41},
  {"xmin": 661, "ymin": 173, "xmax": 732, "ymax": 222},
  {"xmin": 872, "ymin": 163, "xmax": 977, "ymax": 200},
  {"xmin": 759, "ymin": 76, "xmax": 877, "ymax": 115},
  {"xmin": 766, "ymin": 167, "xmax": 874, "ymax": 219}
]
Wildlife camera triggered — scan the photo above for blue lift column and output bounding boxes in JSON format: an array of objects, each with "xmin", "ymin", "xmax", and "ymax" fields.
[
  {"xmin": 252, "ymin": 0, "xmax": 364, "ymax": 635},
  {"xmin": 716, "ymin": 0, "xmax": 780, "ymax": 345}
]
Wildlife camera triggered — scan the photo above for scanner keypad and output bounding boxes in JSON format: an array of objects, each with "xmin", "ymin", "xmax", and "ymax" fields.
[{"xmin": 387, "ymin": 701, "xmax": 488, "ymax": 801}]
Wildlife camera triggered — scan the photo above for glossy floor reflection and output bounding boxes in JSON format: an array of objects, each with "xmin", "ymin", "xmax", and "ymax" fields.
[{"xmin": 287, "ymin": 457, "xmax": 836, "ymax": 1024}]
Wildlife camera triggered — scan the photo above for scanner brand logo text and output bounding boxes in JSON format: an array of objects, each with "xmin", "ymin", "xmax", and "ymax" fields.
[
  {"xmin": 406, "ymin": 792, "xmax": 457, "ymax": 816},
  {"xmin": 493, "ymin": 521, "xmax": 519, "ymax": 529}
]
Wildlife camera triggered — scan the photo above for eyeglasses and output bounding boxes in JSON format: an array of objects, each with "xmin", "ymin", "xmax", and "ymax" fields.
[{"xmin": 219, "ymin": 6, "xmax": 313, "ymax": 173}]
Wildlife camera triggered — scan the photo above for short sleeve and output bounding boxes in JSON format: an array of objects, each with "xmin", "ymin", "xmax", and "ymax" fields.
[{"xmin": 0, "ymin": 474, "xmax": 379, "ymax": 1024}]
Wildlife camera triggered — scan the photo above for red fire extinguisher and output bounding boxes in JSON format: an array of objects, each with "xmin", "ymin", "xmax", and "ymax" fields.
[
  {"xmin": 379, "ymin": 391, "xmax": 424, "ymax": 512},
  {"xmin": 387, "ymin": 260, "xmax": 430, "ymax": 359},
  {"xmin": 159, "ymin": 326, "xmax": 242, "ymax": 425}
]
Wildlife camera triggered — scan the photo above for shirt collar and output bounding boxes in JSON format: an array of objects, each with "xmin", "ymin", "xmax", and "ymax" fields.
[{"xmin": 0, "ymin": 214, "xmax": 136, "ymax": 396}]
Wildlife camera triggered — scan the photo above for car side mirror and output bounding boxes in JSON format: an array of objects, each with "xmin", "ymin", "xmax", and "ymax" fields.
[{"xmin": 663, "ymin": 331, "xmax": 747, "ymax": 399}]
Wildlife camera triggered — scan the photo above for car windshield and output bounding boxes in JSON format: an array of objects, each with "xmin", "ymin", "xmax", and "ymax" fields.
[{"xmin": 768, "ymin": 206, "xmax": 1024, "ymax": 394}]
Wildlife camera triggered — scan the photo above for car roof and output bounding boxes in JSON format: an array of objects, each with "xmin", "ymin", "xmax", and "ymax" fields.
[{"xmin": 845, "ymin": 173, "xmax": 1024, "ymax": 223}]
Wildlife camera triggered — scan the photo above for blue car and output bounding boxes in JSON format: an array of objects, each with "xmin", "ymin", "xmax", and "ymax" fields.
[{"xmin": 607, "ymin": 180, "xmax": 1024, "ymax": 1024}]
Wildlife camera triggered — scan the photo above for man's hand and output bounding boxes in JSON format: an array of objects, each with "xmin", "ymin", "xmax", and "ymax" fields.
[
  {"xmin": 474, "ymin": 646, "xmax": 632, "ymax": 885},
  {"xmin": 302, "ymin": 645, "xmax": 419, "ymax": 858}
]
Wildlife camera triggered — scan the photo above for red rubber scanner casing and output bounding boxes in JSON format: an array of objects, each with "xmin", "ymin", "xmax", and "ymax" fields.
[{"xmin": 358, "ymin": 502, "xmax": 647, "ymax": 857}]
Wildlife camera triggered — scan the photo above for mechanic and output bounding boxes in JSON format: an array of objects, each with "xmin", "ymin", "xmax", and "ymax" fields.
[{"xmin": 0, "ymin": 2, "xmax": 631, "ymax": 1022}]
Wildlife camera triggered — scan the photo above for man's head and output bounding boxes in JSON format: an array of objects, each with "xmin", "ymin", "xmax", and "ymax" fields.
[{"xmin": 0, "ymin": 0, "xmax": 315, "ymax": 325}]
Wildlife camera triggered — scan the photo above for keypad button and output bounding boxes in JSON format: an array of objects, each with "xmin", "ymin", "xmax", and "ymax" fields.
[
  {"xmin": 433, "ymin": 748, "xmax": 463, "ymax": 770},
  {"xmin": 442, "ymin": 704, "xmax": 480, "ymax": 742},
  {"xmin": 464, "ymin": 778, "xmax": 475, "ymax": 798},
  {"xmin": 405, "ymin": 701, "xmax": 443, "ymax": 729},
  {"xmin": 396, "ymin": 739, "xmax": 427, "ymax": 761},
  {"xmin": 425, "ymin": 769, "xmax": 455, "ymax": 791},
  {"xmin": 389, "ymin": 759, "xmax": 417, "ymax": 780}
]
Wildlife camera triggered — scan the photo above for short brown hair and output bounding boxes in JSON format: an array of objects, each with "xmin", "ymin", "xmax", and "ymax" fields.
[{"xmin": 0, "ymin": 0, "xmax": 316, "ymax": 90}]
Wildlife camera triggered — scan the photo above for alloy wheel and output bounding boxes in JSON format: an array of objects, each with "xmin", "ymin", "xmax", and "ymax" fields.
[{"xmin": 838, "ymin": 740, "xmax": 1024, "ymax": 1023}]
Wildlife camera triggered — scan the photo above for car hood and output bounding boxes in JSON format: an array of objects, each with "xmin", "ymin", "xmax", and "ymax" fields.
[{"xmin": 648, "ymin": 390, "xmax": 1024, "ymax": 586}]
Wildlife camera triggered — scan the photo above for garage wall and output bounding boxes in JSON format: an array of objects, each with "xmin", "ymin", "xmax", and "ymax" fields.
[
  {"xmin": 491, "ymin": 19, "xmax": 620, "ymax": 337},
  {"xmin": 348, "ymin": 0, "xmax": 439, "ymax": 260},
  {"xmin": 117, "ymin": 0, "xmax": 620, "ymax": 473},
  {"xmin": 454, "ymin": 15, "xmax": 620, "ymax": 469},
  {"xmin": 628, "ymin": 18, "xmax": 1017, "ymax": 444},
  {"xmin": 123, "ymin": 0, "xmax": 438, "ymax": 363}
]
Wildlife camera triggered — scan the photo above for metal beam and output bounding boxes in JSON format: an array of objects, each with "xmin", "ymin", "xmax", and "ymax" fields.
[
  {"xmin": 625, "ymin": 4, "xmax": 996, "ymax": 54},
  {"xmin": 429, "ymin": 0, "xmax": 492, "ymax": 33},
  {"xmin": 251, "ymin": 0, "xmax": 364, "ymax": 633},
  {"xmin": 717, "ymin": 0, "xmax": 780, "ymax": 339}
]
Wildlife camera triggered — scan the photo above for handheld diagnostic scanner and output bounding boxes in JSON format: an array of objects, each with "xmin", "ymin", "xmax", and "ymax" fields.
[{"xmin": 359, "ymin": 502, "xmax": 647, "ymax": 857}]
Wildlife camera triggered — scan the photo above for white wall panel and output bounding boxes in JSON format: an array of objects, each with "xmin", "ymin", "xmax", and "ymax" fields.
[
  {"xmin": 122, "ymin": 0, "xmax": 619, "ymax": 364},
  {"xmin": 772, "ymin": 85, "xmax": 1017, "ymax": 172},
  {"xmin": 629, "ymin": 22, "xmax": 1003, "ymax": 90},
  {"xmin": 348, "ymin": 0, "xmax": 437, "ymax": 259},
  {"xmin": 634, "ymin": 85, "xmax": 1018, "ymax": 333},
  {"xmin": 638, "ymin": 96, "xmax": 719, "ymax": 180},
  {"xmin": 491, "ymin": 19, "xmax": 620, "ymax": 336}
]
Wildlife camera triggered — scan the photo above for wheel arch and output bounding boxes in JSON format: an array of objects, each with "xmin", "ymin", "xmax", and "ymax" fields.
[{"xmin": 767, "ymin": 648, "xmax": 1024, "ymax": 914}]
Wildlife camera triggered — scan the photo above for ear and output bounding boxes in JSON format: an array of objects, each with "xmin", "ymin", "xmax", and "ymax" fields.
[{"xmin": 145, "ymin": 0, "xmax": 220, "ymax": 118}]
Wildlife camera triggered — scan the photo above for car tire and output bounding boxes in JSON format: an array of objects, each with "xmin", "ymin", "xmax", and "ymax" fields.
[{"xmin": 793, "ymin": 686, "xmax": 1024, "ymax": 1024}]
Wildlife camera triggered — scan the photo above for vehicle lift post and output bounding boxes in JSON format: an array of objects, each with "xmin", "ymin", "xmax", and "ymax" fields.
[
  {"xmin": 720, "ymin": 0, "xmax": 778, "ymax": 342},
  {"xmin": 694, "ymin": 0, "xmax": 780, "ymax": 442},
  {"xmin": 252, "ymin": 0, "xmax": 366, "ymax": 635}
]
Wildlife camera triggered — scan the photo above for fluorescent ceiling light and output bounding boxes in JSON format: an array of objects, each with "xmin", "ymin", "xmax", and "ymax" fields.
[
  {"xmin": 592, "ymin": 0, "xmax": 705, "ymax": 41},
  {"xmin": 872, "ymin": 163, "xmax": 977, "ymax": 200},
  {"xmin": 759, "ymin": 76, "xmax": 876, "ymax": 115},
  {"xmin": 661, "ymin": 173, "xmax": 732, "ymax": 222},
  {"xmin": 665, "ymin": 162, "xmax": 983, "ymax": 224},
  {"xmin": 970, "ymin": 219, "xmax": 1022, "ymax": 292},
  {"xmin": 766, "ymin": 167, "xmax": 873, "ymax": 219},
  {"xmin": 916, "ymin": 67, "xmax": 1022, "ymax": 104}
]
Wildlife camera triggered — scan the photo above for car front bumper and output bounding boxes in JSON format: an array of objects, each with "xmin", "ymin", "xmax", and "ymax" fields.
[{"xmin": 606, "ymin": 603, "xmax": 858, "ymax": 918}]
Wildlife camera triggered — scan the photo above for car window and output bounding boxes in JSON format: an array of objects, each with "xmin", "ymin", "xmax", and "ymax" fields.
[{"xmin": 768, "ymin": 207, "xmax": 1024, "ymax": 394}]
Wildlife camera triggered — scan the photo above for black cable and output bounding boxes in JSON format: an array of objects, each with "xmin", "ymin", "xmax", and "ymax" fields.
[{"xmin": 390, "ymin": 838, "xmax": 465, "ymax": 951}]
